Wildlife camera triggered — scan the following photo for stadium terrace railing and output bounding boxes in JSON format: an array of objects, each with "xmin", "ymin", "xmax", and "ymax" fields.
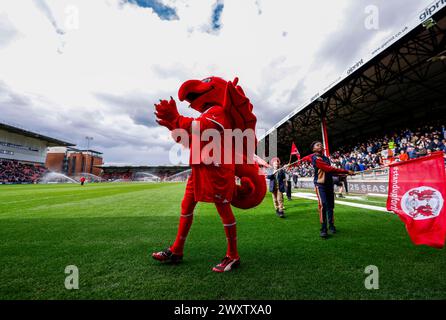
[{"xmin": 350, "ymin": 167, "xmax": 389, "ymax": 181}]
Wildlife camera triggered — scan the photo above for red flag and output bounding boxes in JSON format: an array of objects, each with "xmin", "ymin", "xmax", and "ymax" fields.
[
  {"xmin": 387, "ymin": 152, "xmax": 446, "ymax": 248},
  {"xmin": 290, "ymin": 142, "xmax": 300, "ymax": 160}
]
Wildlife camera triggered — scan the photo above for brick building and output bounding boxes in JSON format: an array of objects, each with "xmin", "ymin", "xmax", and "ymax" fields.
[{"xmin": 46, "ymin": 147, "xmax": 103, "ymax": 177}]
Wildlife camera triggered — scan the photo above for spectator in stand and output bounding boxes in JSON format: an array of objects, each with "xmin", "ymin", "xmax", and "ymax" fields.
[
  {"xmin": 399, "ymin": 150, "xmax": 409, "ymax": 162},
  {"xmin": 381, "ymin": 146, "xmax": 389, "ymax": 160},
  {"xmin": 440, "ymin": 140, "xmax": 446, "ymax": 152},
  {"xmin": 351, "ymin": 159, "xmax": 360, "ymax": 172},
  {"xmin": 430, "ymin": 138, "xmax": 441, "ymax": 151},
  {"xmin": 416, "ymin": 136, "xmax": 429, "ymax": 150},
  {"xmin": 417, "ymin": 147, "xmax": 427, "ymax": 158},
  {"xmin": 406, "ymin": 143, "xmax": 416, "ymax": 159},
  {"xmin": 344, "ymin": 161, "xmax": 352, "ymax": 171},
  {"xmin": 388, "ymin": 139, "xmax": 396, "ymax": 155}
]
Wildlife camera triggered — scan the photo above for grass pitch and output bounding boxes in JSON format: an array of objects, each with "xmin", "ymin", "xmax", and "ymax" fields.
[{"xmin": 0, "ymin": 182, "xmax": 445, "ymax": 300}]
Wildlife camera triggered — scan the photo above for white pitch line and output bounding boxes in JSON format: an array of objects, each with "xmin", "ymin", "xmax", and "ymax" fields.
[
  {"xmin": 368, "ymin": 193, "xmax": 388, "ymax": 198},
  {"xmin": 292, "ymin": 192, "xmax": 389, "ymax": 213},
  {"xmin": 344, "ymin": 195, "xmax": 364, "ymax": 200}
]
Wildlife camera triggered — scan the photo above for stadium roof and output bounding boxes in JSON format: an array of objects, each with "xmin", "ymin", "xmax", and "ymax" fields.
[
  {"xmin": 0, "ymin": 122, "xmax": 74, "ymax": 147},
  {"xmin": 98, "ymin": 164, "xmax": 190, "ymax": 176},
  {"xmin": 260, "ymin": 4, "xmax": 446, "ymax": 159},
  {"xmin": 66, "ymin": 147, "xmax": 103, "ymax": 155}
]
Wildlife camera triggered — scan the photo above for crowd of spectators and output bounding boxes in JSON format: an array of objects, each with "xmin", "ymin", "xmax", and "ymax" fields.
[
  {"xmin": 292, "ymin": 161, "xmax": 314, "ymax": 177},
  {"xmin": 101, "ymin": 171, "xmax": 133, "ymax": 181},
  {"xmin": 290, "ymin": 123, "xmax": 446, "ymax": 177},
  {"xmin": 0, "ymin": 159, "xmax": 47, "ymax": 184}
]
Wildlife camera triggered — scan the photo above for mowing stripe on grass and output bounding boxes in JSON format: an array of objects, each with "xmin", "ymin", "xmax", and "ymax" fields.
[{"xmin": 292, "ymin": 192, "xmax": 389, "ymax": 213}]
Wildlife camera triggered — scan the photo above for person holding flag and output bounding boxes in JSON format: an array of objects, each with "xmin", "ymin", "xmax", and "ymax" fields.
[
  {"xmin": 267, "ymin": 157, "xmax": 286, "ymax": 218},
  {"xmin": 301, "ymin": 141, "xmax": 355, "ymax": 239}
]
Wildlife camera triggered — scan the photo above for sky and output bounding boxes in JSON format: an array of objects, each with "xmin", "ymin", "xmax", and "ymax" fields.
[{"xmin": 0, "ymin": 0, "xmax": 436, "ymax": 165}]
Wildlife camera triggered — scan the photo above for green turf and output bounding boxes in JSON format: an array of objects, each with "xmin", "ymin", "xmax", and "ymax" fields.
[
  {"xmin": 0, "ymin": 182, "xmax": 445, "ymax": 300},
  {"xmin": 295, "ymin": 188, "xmax": 387, "ymax": 206}
]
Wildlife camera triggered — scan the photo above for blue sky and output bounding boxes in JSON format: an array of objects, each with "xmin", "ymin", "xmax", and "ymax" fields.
[
  {"xmin": 0, "ymin": 0, "xmax": 437, "ymax": 165},
  {"xmin": 211, "ymin": 1, "xmax": 224, "ymax": 30},
  {"xmin": 129, "ymin": 0, "xmax": 224, "ymax": 30},
  {"xmin": 128, "ymin": 0, "xmax": 178, "ymax": 20}
]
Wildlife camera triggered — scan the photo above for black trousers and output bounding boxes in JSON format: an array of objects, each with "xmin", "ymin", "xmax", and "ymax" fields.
[
  {"xmin": 293, "ymin": 176, "xmax": 298, "ymax": 187},
  {"xmin": 286, "ymin": 181, "xmax": 292, "ymax": 199},
  {"xmin": 339, "ymin": 176, "xmax": 348, "ymax": 193},
  {"xmin": 315, "ymin": 183, "xmax": 335, "ymax": 230}
]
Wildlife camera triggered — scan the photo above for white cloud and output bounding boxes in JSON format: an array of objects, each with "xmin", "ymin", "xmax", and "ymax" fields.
[{"xmin": 0, "ymin": 0, "xmax": 435, "ymax": 164}]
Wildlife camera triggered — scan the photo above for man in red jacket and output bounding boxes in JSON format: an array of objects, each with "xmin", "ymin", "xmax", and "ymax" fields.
[{"xmin": 302, "ymin": 141, "xmax": 355, "ymax": 238}]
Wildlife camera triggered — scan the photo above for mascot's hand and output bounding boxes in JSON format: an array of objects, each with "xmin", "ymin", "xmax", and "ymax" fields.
[
  {"xmin": 154, "ymin": 96, "xmax": 180, "ymax": 130},
  {"xmin": 226, "ymin": 77, "xmax": 249, "ymax": 108},
  {"xmin": 231, "ymin": 77, "xmax": 247, "ymax": 97}
]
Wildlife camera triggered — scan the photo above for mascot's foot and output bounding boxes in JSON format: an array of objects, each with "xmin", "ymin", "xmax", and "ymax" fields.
[
  {"xmin": 212, "ymin": 256, "xmax": 240, "ymax": 273},
  {"xmin": 152, "ymin": 248, "xmax": 183, "ymax": 264}
]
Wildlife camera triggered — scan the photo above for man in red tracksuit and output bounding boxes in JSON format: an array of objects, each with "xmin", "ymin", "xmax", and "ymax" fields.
[{"xmin": 302, "ymin": 141, "xmax": 354, "ymax": 238}]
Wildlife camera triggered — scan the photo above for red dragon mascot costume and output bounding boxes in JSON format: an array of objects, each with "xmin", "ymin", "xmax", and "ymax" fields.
[{"xmin": 152, "ymin": 76, "xmax": 266, "ymax": 272}]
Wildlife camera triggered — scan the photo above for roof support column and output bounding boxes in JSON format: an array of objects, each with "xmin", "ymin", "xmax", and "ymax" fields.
[{"xmin": 321, "ymin": 116, "xmax": 330, "ymax": 157}]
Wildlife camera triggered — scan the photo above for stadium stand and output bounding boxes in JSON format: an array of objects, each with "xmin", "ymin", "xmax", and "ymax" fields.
[
  {"xmin": 99, "ymin": 165, "xmax": 190, "ymax": 182},
  {"xmin": 291, "ymin": 122, "xmax": 446, "ymax": 178},
  {"xmin": 0, "ymin": 122, "xmax": 74, "ymax": 184},
  {"xmin": 0, "ymin": 160, "xmax": 47, "ymax": 184},
  {"xmin": 260, "ymin": 5, "xmax": 446, "ymax": 195},
  {"xmin": 260, "ymin": 6, "xmax": 446, "ymax": 162}
]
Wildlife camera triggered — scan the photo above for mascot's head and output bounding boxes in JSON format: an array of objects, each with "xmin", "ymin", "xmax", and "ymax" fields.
[{"xmin": 178, "ymin": 76, "xmax": 228, "ymax": 113}]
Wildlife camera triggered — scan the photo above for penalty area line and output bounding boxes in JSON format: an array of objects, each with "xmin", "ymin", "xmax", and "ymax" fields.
[{"xmin": 292, "ymin": 192, "xmax": 389, "ymax": 213}]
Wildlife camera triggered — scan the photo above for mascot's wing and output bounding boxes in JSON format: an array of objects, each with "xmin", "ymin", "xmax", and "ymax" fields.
[
  {"xmin": 223, "ymin": 77, "xmax": 257, "ymax": 132},
  {"xmin": 223, "ymin": 78, "xmax": 258, "ymax": 162}
]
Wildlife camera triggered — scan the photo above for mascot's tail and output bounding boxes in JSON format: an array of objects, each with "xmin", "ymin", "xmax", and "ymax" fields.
[
  {"xmin": 231, "ymin": 162, "xmax": 266, "ymax": 210},
  {"xmin": 223, "ymin": 77, "xmax": 267, "ymax": 209}
]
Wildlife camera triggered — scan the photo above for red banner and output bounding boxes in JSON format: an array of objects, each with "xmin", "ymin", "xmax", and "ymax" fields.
[
  {"xmin": 290, "ymin": 142, "xmax": 300, "ymax": 159},
  {"xmin": 387, "ymin": 152, "xmax": 446, "ymax": 248}
]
